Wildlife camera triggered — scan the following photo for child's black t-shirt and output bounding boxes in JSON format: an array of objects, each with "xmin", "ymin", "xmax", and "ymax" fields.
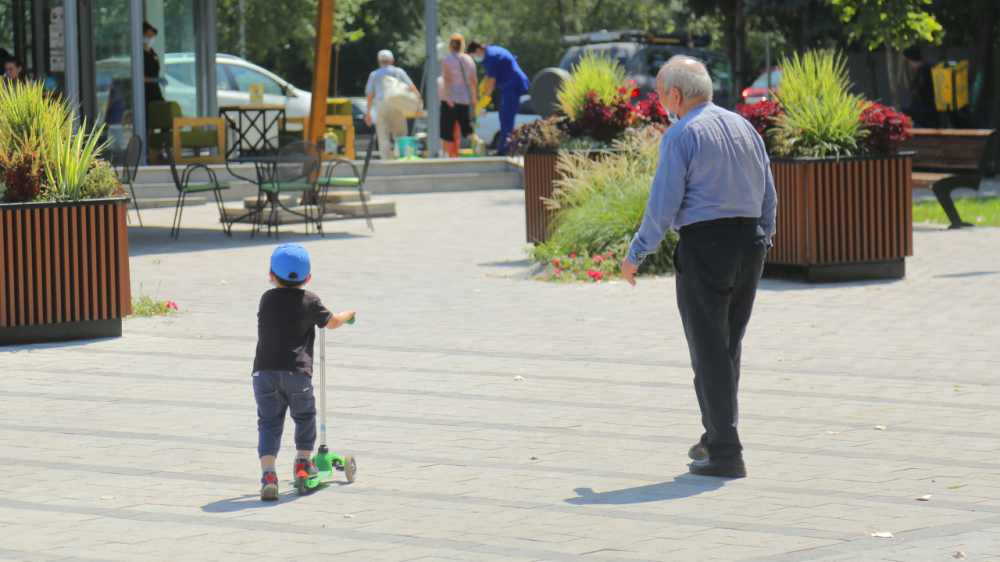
[{"xmin": 254, "ymin": 288, "xmax": 334, "ymax": 376}]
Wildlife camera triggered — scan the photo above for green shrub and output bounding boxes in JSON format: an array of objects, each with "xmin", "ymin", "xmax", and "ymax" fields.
[
  {"xmin": 0, "ymin": 81, "xmax": 109, "ymax": 201},
  {"xmin": 0, "ymin": 81, "xmax": 69, "ymax": 158},
  {"xmin": 529, "ymin": 128, "xmax": 677, "ymax": 279},
  {"xmin": 46, "ymin": 117, "xmax": 109, "ymax": 201},
  {"xmin": 79, "ymin": 159, "xmax": 123, "ymax": 200},
  {"xmin": 557, "ymin": 52, "xmax": 626, "ymax": 119},
  {"xmin": 772, "ymin": 50, "xmax": 868, "ymax": 157}
]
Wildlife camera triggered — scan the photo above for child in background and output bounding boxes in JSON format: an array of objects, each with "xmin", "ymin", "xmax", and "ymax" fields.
[{"xmin": 253, "ymin": 243, "xmax": 355, "ymax": 501}]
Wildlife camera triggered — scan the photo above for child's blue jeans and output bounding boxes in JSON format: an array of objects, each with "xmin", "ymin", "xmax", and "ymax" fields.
[{"xmin": 253, "ymin": 370, "xmax": 316, "ymax": 458}]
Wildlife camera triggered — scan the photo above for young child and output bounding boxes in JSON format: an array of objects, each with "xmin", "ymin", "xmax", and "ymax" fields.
[{"xmin": 254, "ymin": 243, "xmax": 355, "ymax": 501}]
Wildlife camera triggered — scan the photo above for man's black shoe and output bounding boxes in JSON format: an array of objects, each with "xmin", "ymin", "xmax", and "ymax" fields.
[
  {"xmin": 688, "ymin": 456, "xmax": 747, "ymax": 478},
  {"xmin": 688, "ymin": 442, "xmax": 709, "ymax": 461}
]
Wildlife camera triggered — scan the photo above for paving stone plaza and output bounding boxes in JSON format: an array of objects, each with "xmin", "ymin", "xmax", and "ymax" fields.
[{"xmin": 2, "ymin": 189, "xmax": 1000, "ymax": 561}]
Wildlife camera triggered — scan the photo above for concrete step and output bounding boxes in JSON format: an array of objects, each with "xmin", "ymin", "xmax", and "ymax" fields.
[
  {"xmin": 133, "ymin": 197, "xmax": 206, "ymax": 209},
  {"xmin": 325, "ymin": 201, "xmax": 396, "ymax": 218},
  {"xmin": 123, "ymin": 157, "xmax": 523, "ymax": 196},
  {"xmin": 242, "ymin": 195, "xmax": 294, "ymax": 209},
  {"xmin": 221, "ymin": 204, "xmax": 387, "ymax": 225},
  {"xmin": 320, "ymin": 190, "xmax": 370, "ymax": 204}
]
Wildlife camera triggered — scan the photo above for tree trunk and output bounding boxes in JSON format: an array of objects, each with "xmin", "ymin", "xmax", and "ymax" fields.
[
  {"xmin": 723, "ymin": 7, "xmax": 737, "ymax": 101},
  {"xmin": 972, "ymin": 0, "xmax": 995, "ymax": 115},
  {"xmin": 334, "ymin": 43, "xmax": 340, "ymax": 97},
  {"xmin": 882, "ymin": 30, "xmax": 901, "ymax": 109},
  {"xmin": 734, "ymin": 0, "xmax": 746, "ymax": 94},
  {"xmin": 800, "ymin": 0, "xmax": 810, "ymax": 53}
]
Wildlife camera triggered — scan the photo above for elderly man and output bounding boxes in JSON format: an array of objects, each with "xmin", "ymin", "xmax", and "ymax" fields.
[
  {"xmin": 364, "ymin": 50, "xmax": 422, "ymax": 160},
  {"xmin": 622, "ymin": 56, "xmax": 777, "ymax": 478}
]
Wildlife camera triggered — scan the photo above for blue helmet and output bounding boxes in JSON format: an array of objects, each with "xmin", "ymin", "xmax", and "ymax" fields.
[{"xmin": 270, "ymin": 243, "xmax": 311, "ymax": 282}]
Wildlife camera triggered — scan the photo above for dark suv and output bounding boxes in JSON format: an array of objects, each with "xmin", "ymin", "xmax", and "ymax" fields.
[{"xmin": 558, "ymin": 31, "xmax": 733, "ymax": 109}]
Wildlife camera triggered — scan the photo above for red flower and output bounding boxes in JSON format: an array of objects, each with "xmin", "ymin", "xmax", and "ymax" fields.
[
  {"xmin": 166, "ymin": 301, "xmax": 178, "ymax": 310},
  {"xmin": 569, "ymin": 254, "xmax": 576, "ymax": 259},
  {"xmin": 735, "ymin": 101, "xmax": 783, "ymax": 138},
  {"xmin": 859, "ymin": 103, "xmax": 912, "ymax": 154},
  {"xmin": 554, "ymin": 269, "xmax": 562, "ymax": 275}
]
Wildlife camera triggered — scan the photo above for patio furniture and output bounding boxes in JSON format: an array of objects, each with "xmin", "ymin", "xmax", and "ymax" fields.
[
  {"xmin": 147, "ymin": 101, "xmax": 226, "ymax": 165},
  {"xmin": 255, "ymin": 140, "xmax": 324, "ymax": 239},
  {"xmin": 164, "ymin": 146, "xmax": 232, "ymax": 239},
  {"xmin": 115, "ymin": 135, "xmax": 143, "ymax": 226},
  {"xmin": 220, "ymin": 104, "xmax": 286, "ymax": 159},
  {"xmin": 931, "ymin": 131, "xmax": 999, "ymax": 228},
  {"xmin": 316, "ymin": 134, "xmax": 376, "ymax": 231}
]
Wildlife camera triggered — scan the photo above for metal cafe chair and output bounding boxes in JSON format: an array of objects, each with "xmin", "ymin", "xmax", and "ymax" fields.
[
  {"xmin": 255, "ymin": 140, "xmax": 324, "ymax": 239},
  {"xmin": 164, "ymin": 146, "xmax": 232, "ymax": 239},
  {"xmin": 114, "ymin": 135, "xmax": 144, "ymax": 226},
  {"xmin": 315, "ymin": 133, "xmax": 376, "ymax": 231}
]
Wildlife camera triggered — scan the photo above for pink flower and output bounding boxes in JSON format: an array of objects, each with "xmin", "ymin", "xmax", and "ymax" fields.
[
  {"xmin": 554, "ymin": 269, "xmax": 562, "ymax": 275},
  {"xmin": 166, "ymin": 301, "xmax": 178, "ymax": 310},
  {"xmin": 570, "ymin": 254, "xmax": 576, "ymax": 259}
]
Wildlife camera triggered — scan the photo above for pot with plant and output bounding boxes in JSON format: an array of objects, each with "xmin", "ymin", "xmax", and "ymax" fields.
[
  {"xmin": 736, "ymin": 50, "xmax": 915, "ymax": 282},
  {"xmin": 0, "ymin": 81, "xmax": 133, "ymax": 345},
  {"xmin": 516, "ymin": 52, "xmax": 665, "ymax": 244}
]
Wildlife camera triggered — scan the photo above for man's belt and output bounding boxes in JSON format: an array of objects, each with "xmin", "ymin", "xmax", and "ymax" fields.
[{"xmin": 679, "ymin": 217, "xmax": 760, "ymax": 233}]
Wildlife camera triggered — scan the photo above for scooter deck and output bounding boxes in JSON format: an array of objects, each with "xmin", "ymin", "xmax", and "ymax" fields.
[{"xmin": 305, "ymin": 470, "xmax": 335, "ymax": 488}]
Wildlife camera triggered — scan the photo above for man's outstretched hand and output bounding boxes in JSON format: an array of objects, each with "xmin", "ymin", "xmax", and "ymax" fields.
[{"xmin": 621, "ymin": 257, "xmax": 639, "ymax": 286}]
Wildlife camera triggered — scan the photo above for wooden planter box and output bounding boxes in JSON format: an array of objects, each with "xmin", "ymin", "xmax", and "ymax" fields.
[
  {"xmin": 764, "ymin": 153, "xmax": 914, "ymax": 283},
  {"xmin": 523, "ymin": 149, "xmax": 620, "ymax": 244},
  {"xmin": 0, "ymin": 197, "xmax": 132, "ymax": 345}
]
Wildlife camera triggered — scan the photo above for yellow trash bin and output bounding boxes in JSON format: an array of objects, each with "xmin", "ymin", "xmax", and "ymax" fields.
[{"xmin": 932, "ymin": 61, "xmax": 969, "ymax": 112}]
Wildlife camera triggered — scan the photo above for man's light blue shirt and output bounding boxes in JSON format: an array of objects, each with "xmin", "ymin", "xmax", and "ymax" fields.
[
  {"xmin": 364, "ymin": 66, "xmax": 414, "ymax": 102},
  {"xmin": 627, "ymin": 102, "xmax": 777, "ymax": 265}
]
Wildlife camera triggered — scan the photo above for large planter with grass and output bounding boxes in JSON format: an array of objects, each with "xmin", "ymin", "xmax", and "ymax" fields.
[
  {"xmin": 764, "ymin": 152, "xmax": 915, "ymax": 282},
  {"xmin": 0, "ymin": 197, "xmax": 132, "ymax": 345},
  {"xmin": 524, "ymin": 149, "xmax": 622, "ymax": 244}
]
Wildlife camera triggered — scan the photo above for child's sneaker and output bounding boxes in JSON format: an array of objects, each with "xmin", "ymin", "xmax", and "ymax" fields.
[
  {"xmin": 260, "ymin": 472, "xmax": 279, "ymax": 501},
  {"xmin": 294, "ymin": 458, "xmax": 318, "ymax": 481}
]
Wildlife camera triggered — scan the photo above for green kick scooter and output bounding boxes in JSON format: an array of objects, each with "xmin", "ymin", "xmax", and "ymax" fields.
[{"xmin": 297, "ymin": 316, "xmax": 357, "ymax": 495}]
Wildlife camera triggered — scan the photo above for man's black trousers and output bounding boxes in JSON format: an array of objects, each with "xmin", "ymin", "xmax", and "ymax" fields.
[{"xmin": 674, "ymin": 223, "xmax": 768, "ymax": 460}]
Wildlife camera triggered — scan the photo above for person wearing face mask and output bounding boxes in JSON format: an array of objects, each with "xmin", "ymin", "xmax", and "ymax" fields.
[
  {"xmin": 142, "ymin": 22, "xmax": 167, "ymax": 109},
  {"xmin": 4, "ymin": 56, "xmax": 28, "ymax": 85},
  {"xmin": 621, "ymin": 56, "xmax": 777, "ymax": 479},
  {"xmin": 466, "ymin": 40, "xmax": 529, "ymax": 155}
]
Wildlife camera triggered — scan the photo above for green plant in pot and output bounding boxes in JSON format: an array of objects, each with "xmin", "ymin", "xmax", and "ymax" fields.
[
  {"xmin": 0, "ymin": 80, "xmax": 114, "ymax": 203},
  {"xmin": 770, "ymin": 50, "xmax": 869, "ymax": 157}
]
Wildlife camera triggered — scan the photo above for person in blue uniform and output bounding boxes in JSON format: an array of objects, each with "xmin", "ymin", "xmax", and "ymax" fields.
[{"xmin": 467, "ymin": 40, "xmax": 530, "ymax": 155}]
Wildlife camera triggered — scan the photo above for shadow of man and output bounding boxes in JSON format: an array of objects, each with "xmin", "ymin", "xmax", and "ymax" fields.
[{"xmin": 566, "ymin": 473, "xmax": 728, "ymax": 505}]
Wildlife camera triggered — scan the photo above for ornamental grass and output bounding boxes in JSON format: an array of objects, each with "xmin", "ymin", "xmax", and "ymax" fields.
[
  {"xmin": 530, "ymin": 129, "xmax": 677, "ymax": 281},
  {"xmin": 771, "ymin": 50, "xmax": 869, "ymax": 157},
  {"xmin": 0, "ymin": 80, "xmax": 114, "ymax": 203}
]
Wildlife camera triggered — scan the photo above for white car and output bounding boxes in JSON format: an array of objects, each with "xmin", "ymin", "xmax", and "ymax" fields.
[
  {"xmin": 95, "ymin": 53, "xmax": 313, "ymax": 128},
  {"xmin": 476, "ymin": 95, "xmax": 539, "ymax": 150}
]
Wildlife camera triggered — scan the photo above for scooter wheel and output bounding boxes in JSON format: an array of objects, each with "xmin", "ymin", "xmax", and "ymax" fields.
[
  {"xmin": 344, "ymin": 453, "xmax": 357, "ymax": 483},
  {"xmin": 297, "ymin": 475, "xmax": 308, "ymax": 495}
]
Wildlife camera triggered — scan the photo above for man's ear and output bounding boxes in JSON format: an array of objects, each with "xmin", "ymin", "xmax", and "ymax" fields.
[
  {"xmin": 303, "ymin": 273, "xmax": 312, "ymax": 285},
  {"xmin": 269, "ymin": 271, "xmax": 275, "ymax": 283}
]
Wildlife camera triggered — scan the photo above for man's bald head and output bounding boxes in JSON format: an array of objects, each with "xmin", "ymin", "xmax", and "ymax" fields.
[{"xmin": 657, "ymin": 55, "xmax": 714, "ymax": 101}]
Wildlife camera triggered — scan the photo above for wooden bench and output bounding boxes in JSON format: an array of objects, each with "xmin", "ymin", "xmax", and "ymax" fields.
[
  {"xmin": 923, "ymin": 131, "xmax": 999, "ymax": 228},
  {"xmin": 902, "ymin": 129, "xmax": 994, "ymax": 172}
]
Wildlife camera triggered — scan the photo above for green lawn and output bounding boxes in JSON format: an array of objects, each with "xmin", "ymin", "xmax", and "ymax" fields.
[{"xmin": 913, "ymin": 196, "xmax": 1000, "ymax": 227}]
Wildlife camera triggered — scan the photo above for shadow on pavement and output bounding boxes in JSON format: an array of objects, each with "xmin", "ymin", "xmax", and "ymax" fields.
[
  {"xmin": 566, "ymin": 473, "xmax": 727, "ymax": 505},
  {"xmin": 128, "ymin": 225, "xmax": 368, "ymax": 257},
  {"xmin": 201, "ymin": 482, "xmax": 344, "ymax": 512}
]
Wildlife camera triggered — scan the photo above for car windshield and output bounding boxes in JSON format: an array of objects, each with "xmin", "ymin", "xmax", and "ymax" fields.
[
  {"xmin": 225, "ymin": 64, "xmax": 285, "ymax": 95},
  {"xmin": 751, "ymin": 70, "xmax": 782, "ymax": 88},
  {"xmin": 646, "ymin": 47, "xmax": 732, "ymax": 95},
  {"xmin": 559, "ymin": 45, "xmax": 627, "ymax": 72},
  {"xmin": 164, "ymin": 61, "xmax": 195, "ymax": 88}
]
